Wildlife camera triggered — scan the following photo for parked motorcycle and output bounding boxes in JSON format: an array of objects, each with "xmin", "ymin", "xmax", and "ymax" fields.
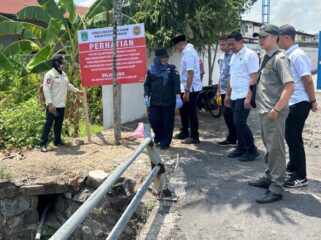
[{"xmin": 196, "ymin": 85, "xmax": 222, "ymax": 118}]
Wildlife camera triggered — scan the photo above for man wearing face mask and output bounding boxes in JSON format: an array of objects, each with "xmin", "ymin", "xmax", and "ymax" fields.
[{"xmin": 40, "ymin": 55, "xmax": 83, "ymax": 152}]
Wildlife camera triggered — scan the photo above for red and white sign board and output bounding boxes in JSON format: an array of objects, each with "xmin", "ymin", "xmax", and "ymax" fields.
[{"xmin": 78, "ymin": 24, "xmax": 147, "ymax": 86}]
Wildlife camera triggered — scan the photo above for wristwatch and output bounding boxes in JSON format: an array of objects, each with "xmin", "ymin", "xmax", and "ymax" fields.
[{"xmin": 185, "ymin": 88, "xmax": 190, "ymax": 92}]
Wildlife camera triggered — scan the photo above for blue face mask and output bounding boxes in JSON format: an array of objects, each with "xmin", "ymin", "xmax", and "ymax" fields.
[{"xmin": 149, "ymin": 56, "xmax": 170, "ymax": 86}]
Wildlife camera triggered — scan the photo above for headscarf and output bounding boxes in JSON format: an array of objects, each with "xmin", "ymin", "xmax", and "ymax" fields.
[
  {"xmin": 149, "ymin": 56, "xmax": 170, "ymax": 86},
  {"xmin": 52, "ymin": 55, "xmax": 65, "ymax": 74}
]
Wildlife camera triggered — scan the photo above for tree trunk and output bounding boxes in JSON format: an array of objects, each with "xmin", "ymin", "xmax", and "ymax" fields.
[
  {"xmin": 207, "ymin": 45, "xmax": 212, "ymax": 85},
  {"xmin": 112, "ymin": 0, "xmax": 122, "ymax": 145},
  {"xmin": 207, "ymin": 43, "xmax": 219, "ymax": 86}
]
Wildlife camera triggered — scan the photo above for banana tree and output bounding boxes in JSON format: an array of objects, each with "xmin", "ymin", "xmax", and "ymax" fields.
[{"xmin": 0, "ymin": 0, "xmax": 118, "ymax": 136}]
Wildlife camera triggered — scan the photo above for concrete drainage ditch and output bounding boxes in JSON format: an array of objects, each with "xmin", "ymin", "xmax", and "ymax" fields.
[{"xmin": 0, "ymin": 170, "xmax": 154, "ymax": 240}]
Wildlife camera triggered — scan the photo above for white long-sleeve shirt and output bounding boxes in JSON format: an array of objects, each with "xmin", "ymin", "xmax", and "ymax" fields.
[{"xmin": 43, "ymin": 68, "xmax": 79, "ymax": 108}]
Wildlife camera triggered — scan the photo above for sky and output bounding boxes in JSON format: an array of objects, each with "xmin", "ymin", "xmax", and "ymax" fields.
[
  {"xmin": 75, "ymin": 0, "xmax": 321, "ymax": 34},
  {"xmin": 243, "ymin": 0, "xmax": 321, "ymax": 34}
]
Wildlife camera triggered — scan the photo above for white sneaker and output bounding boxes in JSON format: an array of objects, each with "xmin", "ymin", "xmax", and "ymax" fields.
[{"xmin": 284, "ymin": 178, "xmax": 308, "ymax": 188}]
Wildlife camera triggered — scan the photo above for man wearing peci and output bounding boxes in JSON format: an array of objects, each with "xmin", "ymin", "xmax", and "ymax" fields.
[{"xmin": 172, "ymin": 34, "xmax": 202, "ymax": 144}]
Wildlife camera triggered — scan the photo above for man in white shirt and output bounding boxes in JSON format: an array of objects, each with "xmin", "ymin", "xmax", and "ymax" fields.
[
  {"xmin": 216, "ymin": 34, "xmax": 237, "ymax": 146},
  {"xmin": 225, "ymin": 32, "xmax": 259, "ymax": 161},
  {"xmin": 171, "ymin": 34, "xmax": 202, "ymax": 144},
  {"xmin": 278, "ymin": 24, "xmax": 318, "ymax": 188},
  {"xmin": 40, "ymin": 55, "xmax": 83, "ymax": 152}
]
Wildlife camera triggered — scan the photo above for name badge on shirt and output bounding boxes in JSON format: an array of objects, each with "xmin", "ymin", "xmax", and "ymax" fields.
[
  {"xmin": 54, "ymin": 77, "xmax": 62, "ymax": 83},
  {"xmin": 265, "ymin": 64, "xmax": 272, "ymax": 70}
]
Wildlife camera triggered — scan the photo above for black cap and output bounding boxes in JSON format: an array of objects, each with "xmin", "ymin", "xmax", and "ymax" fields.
[
  {"xmin": 155, "ymin": 48, "xmax": 169, "ymax": 57},
  {"xmin": 52, "ymin": 54, "xmax": 64, "ymax": 65},
  {"xmin": 171, "ymin": 34, "xmax": 186, "ymax": 45},
  {"xmin": 278, "ymin": 24, "xmax": 296, "ymax": 38},
  {"xmin": 253, "ymin": 24, "xmax": 279, "ymax": 37},
  {"xmin": 227, "ymin": 32, "xmax": 243, "ymax": 41}
]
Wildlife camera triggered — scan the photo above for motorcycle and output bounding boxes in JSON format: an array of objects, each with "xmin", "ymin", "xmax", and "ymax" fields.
[{"xmin": 196, "ymin": 84, "xmax": 223, "ymax": 118}]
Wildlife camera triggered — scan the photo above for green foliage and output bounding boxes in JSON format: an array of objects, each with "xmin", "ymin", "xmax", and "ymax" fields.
[
  {"xmin": 133, "ymin": 0, "xmax": 257, "ymax": 51},
  {"xmin": 0, "ymin": 98, "xmax": 46, "ymax": 148},
  {"xmin": 0, "ymin": 167, "xmax": 11, "ymax": 179},
  {"xmin": 78, "ymin": 121, "xmax": 104, "ymax": 138}
]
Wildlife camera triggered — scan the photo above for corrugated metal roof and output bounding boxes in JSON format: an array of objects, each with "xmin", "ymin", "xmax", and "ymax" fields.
[{"xmin": 0, "ymin": 0, "xmax": 87, "ymax": 16}]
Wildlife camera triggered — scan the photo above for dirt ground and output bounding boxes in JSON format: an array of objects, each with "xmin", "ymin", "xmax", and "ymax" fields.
[{"xmin": 0, "ymin": 118, "xmax": 188, "ymax": 186}]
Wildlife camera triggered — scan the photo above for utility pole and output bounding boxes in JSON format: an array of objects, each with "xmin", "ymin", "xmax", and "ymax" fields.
[
  {"xmin": 112, "ymin": 0, "xmax": 123, "ymax": 145},
  {"xmin": 262, "ymin": 0, "xmax": 270, "ymax": 24}
]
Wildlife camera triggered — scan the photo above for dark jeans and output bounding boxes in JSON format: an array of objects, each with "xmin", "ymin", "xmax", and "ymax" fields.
[
  {"xmin": 149, "ymin": 104, "xmax": 175, "ymax": 147},
  {"xmin": 179, "ymin": 91, "xmax": 200, "ymax": 140},
  {"xmin": 285, "ymin": 101, "xmax": 311, "ymax": 179},
  {"xmin": 221, "ymin": 94, "xmax": 237, "ymax": 143},
  {"xmin": 40, "ymin": 107, "xmax": 65, "ymax": 146},
  {"xmin": 231, "ymin": 98, "xmax": 256, "ymax": 153}
]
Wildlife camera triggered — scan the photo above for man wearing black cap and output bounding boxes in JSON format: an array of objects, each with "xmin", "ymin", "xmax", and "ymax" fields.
[
  {"xmin": 278, "ymin": 24, "xmax": 318, "ymax": 188},
  {"xmin": 171, "ymin": 34, "xmax": 202, "ymax": 144},
  {"xmin": 144, "ymin": 48, "xmax": 182, "ymax": 150},
  {"xmin": 248, "ymin": 24, "xmax": 294, "ymax": 203},
  {"xmin": 40, "ymin": 55, "xmax": 83, "ymax": 152},
  {"xmin": 226, "ymin": 32, "xmax": 259, "ymax": 161}
]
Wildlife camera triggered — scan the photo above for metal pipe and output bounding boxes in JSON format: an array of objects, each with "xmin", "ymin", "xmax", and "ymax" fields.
[
  {"xmin": 49, "ymin": 136, "xmax": 153, "ymax": 240},
  {"xmin": 106, "ymin": 165, "xmax": 160, "ymax": 240},
  {"xmin": 35, "ymin": 201, "xmax": 54, "ymax": 240}
]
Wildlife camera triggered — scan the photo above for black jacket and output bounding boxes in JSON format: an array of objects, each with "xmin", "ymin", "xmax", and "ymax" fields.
[{"xmin": 144, "ymin": 64, "xmax": 180, "ymax": 107}]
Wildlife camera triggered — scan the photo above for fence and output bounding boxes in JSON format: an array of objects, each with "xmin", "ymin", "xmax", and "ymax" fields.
[{"xmin": 49, "ymin": 124, "xmax": 176, "ymax": 240}]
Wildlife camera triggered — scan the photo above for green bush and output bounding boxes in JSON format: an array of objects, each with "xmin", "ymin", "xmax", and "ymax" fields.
[{"xmin": 0, "ymin": 98, "xmax": 47, "ymax": 148}]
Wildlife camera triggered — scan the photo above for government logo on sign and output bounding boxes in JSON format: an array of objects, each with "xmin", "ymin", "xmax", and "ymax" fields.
[
  {"xmin": 81, "ymin": 32, "xmax": 88, "ymax": 41},
  {"xmin": 133, "ymin": 26, "xmax": 141, "ymax": 35}
]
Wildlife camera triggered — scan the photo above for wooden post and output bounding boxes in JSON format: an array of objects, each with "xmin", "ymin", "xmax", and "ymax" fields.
[
  {"xmin": 82, "ymin": 87, "xmax": 91, "ymax": 142},
  {"xmin": 112, "ymin": 0, "xmax": 123, "ymax": 145}
]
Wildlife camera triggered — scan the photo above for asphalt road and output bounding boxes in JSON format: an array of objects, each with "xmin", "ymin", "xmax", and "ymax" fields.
[{"xmin": 138, "ymin": 93, "xmax": 321, "ymax": 240}]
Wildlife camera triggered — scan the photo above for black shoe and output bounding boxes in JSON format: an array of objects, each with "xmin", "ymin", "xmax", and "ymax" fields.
[
  {"xmin": 227, "ymin": 149, "xmax": 245, "ymax": 158},
  {"xmin": 182, "ymin": 138, "xmax": 200, "ymax": 144},
  {"xmin": 248, "ymin": 177, "xmax": 271, "ymax": 189},
  {"xmin": 173, "ymin": 132, "xmax": 189, "ymax": 140},
  {"xmin": 40, "ymin": 145, "xmax": 47, "ymax": 152},
  {"xmin": 239, "ymin": 151, "xmax": 259, "ymax": 162},
  {"xmin": 255, "ymin": 190, "xmax": 282, "ymax": 204},
  {"xmin": 54, "ymin": 140, "xmax": 66, "ymax": 146},
  {"xmin": 284, "ymin": 178, "xmax": 308, "ymax": 188},
  {"xmin": 217, "ymin": 140, "xmax": 237, "ymax": 146},
  {"xmin": 159, "ymin": 145, "xmax": 170, "ymax": 150}
]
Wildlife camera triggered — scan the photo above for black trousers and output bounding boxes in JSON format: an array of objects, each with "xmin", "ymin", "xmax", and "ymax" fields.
[
  {"xmin": 179, "ymin": 91, "xmax": 200, "ymax": 140},
  {"xmin": 40, "ymin": 107, "xmax": 65, "ymax": 146},
  {"xmin": 285, "ymin": 101, "xmax": 311, "ymax": 179},
  {"xmin": 231, "ymin": 98, "xmax": 256, "ymax": 153},
  {"xmin": 221, "ymin": 94, "xmax": 237, "ymax": 143},
  {"xmin": 149, "ymin": 104, "xmax": 175, "ymax": 147}
]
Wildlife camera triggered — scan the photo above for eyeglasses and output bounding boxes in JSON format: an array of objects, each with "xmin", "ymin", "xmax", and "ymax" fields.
[{"xmin": 258, "ymin": 36, "xmax": 268, "ymax": 40}]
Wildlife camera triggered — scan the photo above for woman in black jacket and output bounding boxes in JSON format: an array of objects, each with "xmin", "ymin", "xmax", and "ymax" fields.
[{"xmin": 144, "ymin": 48, "xmax": 182, "ymax": 150}]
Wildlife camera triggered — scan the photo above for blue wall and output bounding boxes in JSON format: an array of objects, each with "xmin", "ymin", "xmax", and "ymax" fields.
[{"xmin": 317, "ymin": 31, "xmax": 321, "ymax": 90}]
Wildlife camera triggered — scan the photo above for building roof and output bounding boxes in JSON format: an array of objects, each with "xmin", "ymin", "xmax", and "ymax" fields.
[
  {"xmin": 242, "ymin": 20, "xmax": 263, "ymax": 27},
  {"xmin": 0, "ymin": 0, "xmax": 87, "ymax": 16}
]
